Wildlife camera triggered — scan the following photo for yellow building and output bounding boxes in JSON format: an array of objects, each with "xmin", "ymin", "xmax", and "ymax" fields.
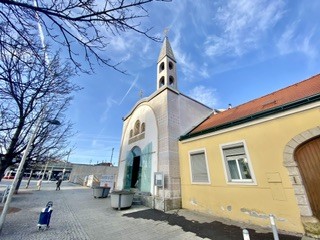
[{"xmin": 179, "ymin": 74, "xmax": 320, "ymax": 237}]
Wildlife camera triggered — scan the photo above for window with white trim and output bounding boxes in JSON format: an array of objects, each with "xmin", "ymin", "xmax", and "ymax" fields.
[
  {"xmin": 189, "ymin": 151, "xmax": 210, "ymax": 183},
  {"xmin": 221, "ymin": 143, "xmax": 254, "ymax": 183}
]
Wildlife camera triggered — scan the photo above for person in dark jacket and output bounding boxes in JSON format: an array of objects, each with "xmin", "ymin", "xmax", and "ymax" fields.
[{"xmin": 56, "ymin": 178, "xmax": 63, "ymax": 190}]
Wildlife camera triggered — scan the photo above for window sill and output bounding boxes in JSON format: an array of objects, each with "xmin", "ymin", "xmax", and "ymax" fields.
[
  {"xmin": 190, "ymin": 181, "xmax": 211, "ymax": 185},
  {"xmin": 128, "ymin": 132, "xmax": 145, "ymax": 144},
  {"xmin": 226, "ymin": 180, "xmax": 257, "ymax": 186}
]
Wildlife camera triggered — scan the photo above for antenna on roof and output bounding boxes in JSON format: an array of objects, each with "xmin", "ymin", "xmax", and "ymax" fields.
[{"xmin": 139, "ymin": 89, "xmax": 143, "ymax": 99}]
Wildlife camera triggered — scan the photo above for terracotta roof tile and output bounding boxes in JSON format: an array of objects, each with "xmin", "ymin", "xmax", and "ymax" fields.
[{"xmin": 190, "ymin": 74, "xmax": 320, "ymax": 135}]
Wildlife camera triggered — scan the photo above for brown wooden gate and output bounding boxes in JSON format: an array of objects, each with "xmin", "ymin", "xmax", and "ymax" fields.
[{"xmin": 295, "ymin": 136, "xmax": 320, "ymax": 220}]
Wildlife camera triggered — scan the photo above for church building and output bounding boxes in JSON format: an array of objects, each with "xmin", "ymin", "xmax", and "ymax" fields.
[{"xmin": 116, "ymin": 37, "xmax": 212, "ymax": 210}]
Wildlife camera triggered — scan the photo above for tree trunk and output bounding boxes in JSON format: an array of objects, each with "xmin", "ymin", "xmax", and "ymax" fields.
[
  {"xmin": 0, "ymin": 116, "xmax": 26, "ymax": 181},
  {"xmin": 14, "ymin": 161, "xmax": 29, "ymax": 193},
  {"xmin": 0, "ymin": 161, "xmax": 9, "ymax": 181}
]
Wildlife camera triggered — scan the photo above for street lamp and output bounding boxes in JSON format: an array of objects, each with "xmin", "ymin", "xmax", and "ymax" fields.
[
  {"xmin": 0, "ymin": 112, "xmax": 60, "ymax": 233},
  {"xmin": 61, "ymin": 168, "xmax": 66, "ymax": 180},
  {"xmin": 38, "ymin": 159, "xmax": 49, "ymax": 190}
]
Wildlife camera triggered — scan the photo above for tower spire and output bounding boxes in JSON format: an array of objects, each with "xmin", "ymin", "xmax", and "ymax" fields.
[
  {"xmin": 157, "ymin": 35, "xmax": 177, "ymax": 91},
  {"xmin": 157, "ymin": 36, "xmax": 176, "ymax": 63}
]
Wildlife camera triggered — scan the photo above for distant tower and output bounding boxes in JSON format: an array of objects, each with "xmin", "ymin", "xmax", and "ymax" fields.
[{"xmin": 157, "ymin": 36, "xmax": 177, "ymax": 90}]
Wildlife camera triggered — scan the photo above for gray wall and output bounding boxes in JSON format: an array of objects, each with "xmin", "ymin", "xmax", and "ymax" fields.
[{"xmin": 69, "ymin": 164, "xmax": 118, "ymax": 186}]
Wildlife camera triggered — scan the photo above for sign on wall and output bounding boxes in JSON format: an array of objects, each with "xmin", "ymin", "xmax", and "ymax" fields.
[
  {"xmin": 154, "ymin": 172, "xmax": 164, "ymax": 187},
  {"xmin": 100, "ymin": 174, "xmax": 116, "ymax": 190}
]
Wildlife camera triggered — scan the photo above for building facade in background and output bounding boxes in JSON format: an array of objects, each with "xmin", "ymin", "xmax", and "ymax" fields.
[
  {"xmin": 179, "ymin": 75, "xmax": 320, "ymax": 237},
  {"xmin": 70, "ymin": 163, "xmax": 118, "ymax": 188}
]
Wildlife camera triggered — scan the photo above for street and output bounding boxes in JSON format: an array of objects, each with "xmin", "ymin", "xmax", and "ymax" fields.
[{"xmin": 0, "ymin": 180, "xmax": 303, "ymax": 240}]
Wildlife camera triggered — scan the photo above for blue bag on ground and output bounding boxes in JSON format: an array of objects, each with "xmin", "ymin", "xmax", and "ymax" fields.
[{"xmin": 37, "ymin": 201, "xmax": 53, "ymax": 230}]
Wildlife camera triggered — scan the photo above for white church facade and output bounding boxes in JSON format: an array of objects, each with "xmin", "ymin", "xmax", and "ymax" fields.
[{"xmin": 116, "ymin": 37, "xmax": 212, "ymax": 210}]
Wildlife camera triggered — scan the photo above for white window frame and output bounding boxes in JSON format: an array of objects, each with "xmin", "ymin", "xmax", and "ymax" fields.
[
  {"xmin": 188, "ymin": 148, "xmax": 211, "ymax": 184},
  {"xmin": 220, "ymin": 140, "xmax": 257, "ymax": 185}
]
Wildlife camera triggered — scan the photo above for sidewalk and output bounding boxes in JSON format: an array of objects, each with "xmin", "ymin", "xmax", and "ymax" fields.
[{"xmin": 0, "ymin": 180, "xmax": 304, "ymax": 240}]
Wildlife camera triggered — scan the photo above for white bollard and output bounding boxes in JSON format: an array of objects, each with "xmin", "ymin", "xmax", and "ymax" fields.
[
  {"xmin": 269, "ymin": 214, "xmax": 279, "ymax": 240},
  {"xmin": 243, "ymin": 229, "xmax": 250, "ymax": 240}
]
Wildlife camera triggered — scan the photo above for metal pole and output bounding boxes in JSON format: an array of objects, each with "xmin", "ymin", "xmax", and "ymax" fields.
[
  {"xmin": 38, "ymin": 161, "xmax": 49, "ymax": 190},
  {"xmin": 163, "ymin": 186, "xmax": 165, "ymax": 212},
  {"xmin": 0, "ymin": 114, "xmax": 43, "ymax": 233},
  {"xmin": 269, "ymin": 214, "xmax": 279, "ymax": 240},
  {"xmin": 47, "ymin": 167, "xmax": 53, "ymax": 182},
  {"xmin": 162, "ymin": 174, "xmax": 165, "ymax": 212},
  {"xmin": 110, "ymin": 148, "xmax": 114, "ymax": 164},
  {"xmin": 25, "ymin": 169, "xmax": 33, "ymax": 189}
]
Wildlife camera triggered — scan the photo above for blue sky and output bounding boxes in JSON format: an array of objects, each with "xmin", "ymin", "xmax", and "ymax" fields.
[{"xmin": 65, "ymin": 0, "xmax": 320, "ymax": 165}]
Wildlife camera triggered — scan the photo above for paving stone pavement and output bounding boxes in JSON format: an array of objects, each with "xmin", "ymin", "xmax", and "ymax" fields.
[{"xmin": 0, "ymin": 180, "xmax": 309, "ymax": 240}]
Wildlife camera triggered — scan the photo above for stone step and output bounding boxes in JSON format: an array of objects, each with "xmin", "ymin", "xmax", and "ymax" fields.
[{"xmin": 132, "ymin": 195, "xmax": 142, "ymax": 205}]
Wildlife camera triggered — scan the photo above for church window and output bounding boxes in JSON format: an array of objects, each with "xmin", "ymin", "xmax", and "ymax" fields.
[
  {"xmin": 169, "ymin": 61, "xmax": 174, "ymax": 70},
  {"xmin": 129, "ymin": 129, "xmax": 133, "ymax": 138},
  {"xmin": 159, "ymin": 77, "xmax": 165, "ymax": 88},
  {"xmin": 141, "ymin": 122, "xmax": 145, "ymax": 132},
  {"xmin": 159, "ymin": 62, "xmax": 165, "ymax": 73},
  {"xmin": 134, "ymin": 120, "xmax": 140, "ymax": 135},
  {"xmin": 169, "ymin": 76, "xmax": 174, "ymax": 86}
]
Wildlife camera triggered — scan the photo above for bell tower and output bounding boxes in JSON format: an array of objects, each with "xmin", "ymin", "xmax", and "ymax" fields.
[{"xmin": 157, "ymin": 36, "xmax": 177, "ymax": 91}]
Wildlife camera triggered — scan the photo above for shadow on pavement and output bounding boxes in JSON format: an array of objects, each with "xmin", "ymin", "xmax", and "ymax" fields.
[{"xmin": 123, "ymin": 209, "xmax": 300, "ymax": 240}]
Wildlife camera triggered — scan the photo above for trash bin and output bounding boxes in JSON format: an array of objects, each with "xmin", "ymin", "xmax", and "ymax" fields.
[
  {"xmin": 93, "ymin": 187, "xmax": 110, "ymax": 198},
  {"xmin": 102, "ymin": 187, "xmax": 110, "ymax": 198},
  {"xmin": 110, "ymin": 190, "xmax": 134, "ymax": 210}
]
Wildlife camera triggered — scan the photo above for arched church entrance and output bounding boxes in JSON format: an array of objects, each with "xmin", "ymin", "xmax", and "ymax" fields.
[
  {"xmin": 124, "ymin": 146, "xmax": 142, "ymax": 190},
  {"xmin": 295, "ymin": 136, "xmax": 320, "ymax": 220},
  {"xmin": 131, "ymin": 154, "xmax": 141, "ymax": 188}
]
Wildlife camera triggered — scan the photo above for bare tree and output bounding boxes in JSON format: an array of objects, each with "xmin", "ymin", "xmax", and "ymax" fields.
[
  {"xmin": 0, "ymin": 36, "xmax": 80, "ymax": 180},
  {"xmin": 0, "ymin": 0, "xmax": 169, "ymax": 73}
]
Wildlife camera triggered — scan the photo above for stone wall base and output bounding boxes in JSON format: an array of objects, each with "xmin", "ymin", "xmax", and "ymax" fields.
[
  {"xmin": 302, "ymin": 216, "xmax": 320, "ymax": 239},
  {"xmin": 139, "ymin": 195, "xmax": 181, "ymax": 211}
]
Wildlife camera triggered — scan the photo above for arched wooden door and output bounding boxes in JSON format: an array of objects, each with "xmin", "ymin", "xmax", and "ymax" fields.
[{"xmin": 295, "ymin": 137, "xmax": 320, "ymax": 220}]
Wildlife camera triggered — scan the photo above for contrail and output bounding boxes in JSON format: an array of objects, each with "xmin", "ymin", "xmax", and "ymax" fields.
[
  {"xmin": 33, "ymin": 0, "xmax": 49, "ymax": 64},
  {"xmin": 119, "ymin": 75, "xmax": 139, "ymax": 105}
]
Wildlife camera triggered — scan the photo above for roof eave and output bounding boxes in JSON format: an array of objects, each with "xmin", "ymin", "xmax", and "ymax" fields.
[{"xmin": 180, "ymin": 93, "xmax": 320, "ymax": 141}]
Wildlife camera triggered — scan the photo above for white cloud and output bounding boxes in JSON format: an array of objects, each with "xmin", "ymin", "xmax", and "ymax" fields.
[
  {"xmin": 109, "ymin": 35, "xmax": 129, "ymax": 52},
  {"xmin": 199, "ymin": 63, "xmax": 210, "ymax": 79},
  {"xmin": 169, "ymin": 15, "xmax": 212, "ymax": 82},
  {"xmin": 142, "ymin": 41, "xmax": 150, "ymax": 54},
  {"xmin": 171, "ymin": 31, "xmax": 196, "ymax": 79},
  {"xmin": 188, "ymin": 86, "xmax": 217, "ymax": 108},
  {"xmin": 205, "ymin": 0, "xmax": 285, "ymax": 57},
  {"xmin": 277, "ymin": 23, "xmax": 296, "ymax": 55},
  {"xmin": 277, "ymin": 23, "xmax": 318, "ymax": 59},
  {"xmin": 121, "ymin": 53, "xmax": 131, "ymax": 62},
  {"xmin": 99, "ymin": 97, "xmax": 117, "ymax": 123}
]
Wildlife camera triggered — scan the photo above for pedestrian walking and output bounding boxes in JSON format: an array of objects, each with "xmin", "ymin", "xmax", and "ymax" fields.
[
  {"xmin": 37, "ymin": 179, "xmax": 42, "ymax": 191},
  {"xmin": 56, "ymin": 178, "xmax": 62, "ymax": 190}
]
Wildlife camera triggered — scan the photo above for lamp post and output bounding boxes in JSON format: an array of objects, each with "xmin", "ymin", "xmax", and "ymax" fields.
[
  {"xmin": 38, "ymin": 160, "xmax": 49, "ymax": 190},
  {"xmin": 61, "ymin": 149, "xmax": 71, "ymax": 180},
  {"xmin": 61, "ymin": 168, "xmax": 65, "ymax": 180},
  {"xmin": 0, "ymin": 113, "xmax": 60, "ymax": 233}
]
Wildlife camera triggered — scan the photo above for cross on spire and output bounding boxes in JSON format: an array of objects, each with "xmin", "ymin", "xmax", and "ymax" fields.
[{"xmin": 163, "ymin": 28, "xmax": 170, "ymax": 38}]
